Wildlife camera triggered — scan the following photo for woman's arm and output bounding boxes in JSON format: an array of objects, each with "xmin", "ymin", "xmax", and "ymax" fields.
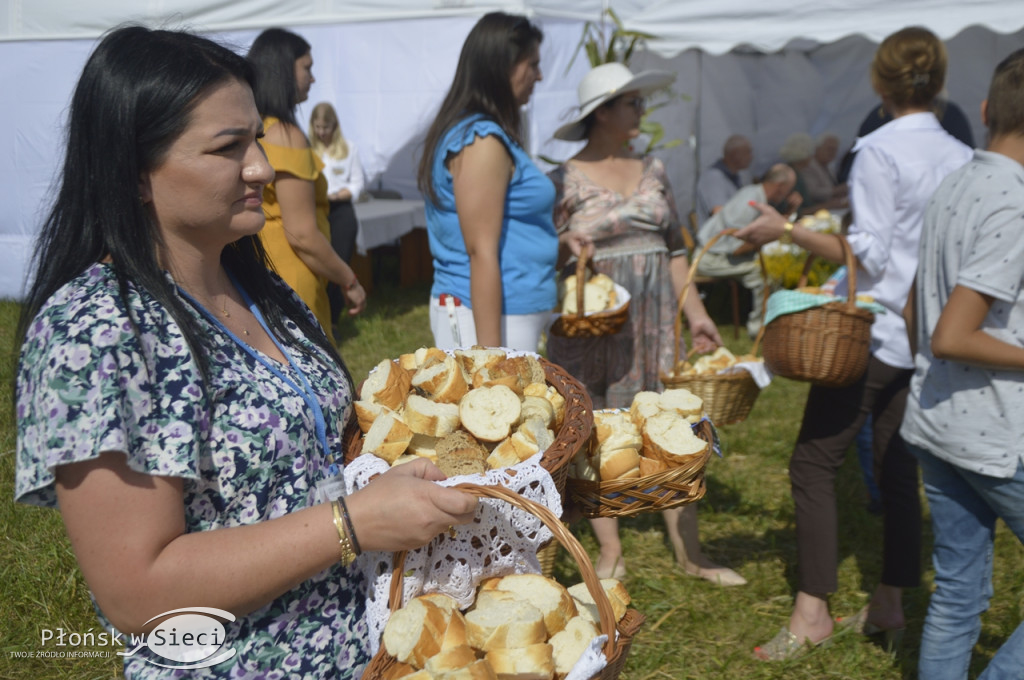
[
  {"xmin": 56, "ymin": 454, "xmax": 476, "ymax": 634},
  {"xmin": 450, "ymin": 135, "xmax": 512, "ymax": 347},
  {"xmin": 931, "ymin": 285, "xmax": 1024, "ymax": 369},
  {"xmin": 269, "ymin": 124, "xmax": 366, "ymax": 314}
]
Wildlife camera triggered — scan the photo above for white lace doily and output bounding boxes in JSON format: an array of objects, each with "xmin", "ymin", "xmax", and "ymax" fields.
[{"xmin": 343, "ymin": 451, "xmax": 564, "ymax": 656}]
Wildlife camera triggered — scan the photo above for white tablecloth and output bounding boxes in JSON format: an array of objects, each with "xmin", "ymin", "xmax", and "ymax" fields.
[{"xmin": 353, "ymin": 198, "xmax": 426, "ymax": 254}]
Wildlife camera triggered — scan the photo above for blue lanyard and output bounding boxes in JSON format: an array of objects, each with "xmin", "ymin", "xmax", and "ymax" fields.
[{"xmin": 178, "ymin": 275, "xmax": 337, "ymax": 476}]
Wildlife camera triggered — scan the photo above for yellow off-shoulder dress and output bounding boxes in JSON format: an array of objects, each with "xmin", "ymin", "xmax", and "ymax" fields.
[{"xmin": 258, "ymin": 116, "xmax": 335, "ymax": 342}]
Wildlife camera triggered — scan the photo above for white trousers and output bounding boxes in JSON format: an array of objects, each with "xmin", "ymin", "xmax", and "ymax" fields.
[{"xmin": 429, "ymin": 296, "xmax": 550, "ymax": 353}]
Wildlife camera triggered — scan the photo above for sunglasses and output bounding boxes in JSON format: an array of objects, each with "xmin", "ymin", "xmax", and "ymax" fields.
[{"xmin": 621, "ymin": 96, "xmax": 646, "ymax": 112}]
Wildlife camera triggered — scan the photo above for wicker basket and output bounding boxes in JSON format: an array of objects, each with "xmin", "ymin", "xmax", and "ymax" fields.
[
  {"xmin": 549, "ymin": 247, "xmax": 630, "ymax": 338},
  {"xmin": 344, "ymin": 356, "xmax": 593, "ymax": 497},
  {"xmin": 659, "ymin": 229, "xmax": 763, "ymax": 425},
  {"xmin": 567, "ymin": 418, "xmax": 714, "ymax": 518},
  {"xmin": 361, "ymin": 483, "xmax": 645, "ymax": 680},
  {"xmin": 760, "ymin": 234, "xmax": 874, "ymax": 389}
]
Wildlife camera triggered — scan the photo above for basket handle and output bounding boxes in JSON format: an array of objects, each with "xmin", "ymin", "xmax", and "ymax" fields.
[
  {"xmin": 565, "ymin": 244, "xmax": 595, "ymax": 320},
  {"xmin": 385, "ymin": 483, "xmax": 617, "ymax": 658},
  {"xmin": 673, "ymin": 228, "xmax": 768, "ymax": 366},
  {"xmin": 797, "ymin": 233, "xmax": 859, "ymax": 310}
]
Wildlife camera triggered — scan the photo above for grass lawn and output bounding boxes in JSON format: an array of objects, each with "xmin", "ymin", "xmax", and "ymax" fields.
[{"xmin": 1, "ymin": 282, "xmax": 1022, "ymax": 679}]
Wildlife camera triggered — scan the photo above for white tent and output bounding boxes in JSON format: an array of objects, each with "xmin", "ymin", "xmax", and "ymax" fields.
[{"xmin": 2, "ymin": 1, "xmax": 1023, "ymax": 299}]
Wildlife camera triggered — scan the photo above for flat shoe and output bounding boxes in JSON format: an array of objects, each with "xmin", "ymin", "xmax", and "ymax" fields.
[
  {"xmin": 684, "ymin": 565, "xmax": 747, "ymax": 587},
  {"xmin": 594, "ymin": 559, "xmax": 626, "ymax": 580},
  {"xmin": 836, "ymin": 606, "xmax": 905, "ymax": 652},
  {"xmin": 753, "ymin": 626, "xmax": 830, "ymax": 661}
]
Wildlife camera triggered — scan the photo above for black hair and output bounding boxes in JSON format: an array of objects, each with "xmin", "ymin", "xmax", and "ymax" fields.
[
  {"xmin": 18, "ymin": 25, "xmax": 351, "ymax": 392},
  {"xmin": 417, "ymin": 12, "xmax": 543, "ymax": 204},
  {"xmin": 247, "ymin": 28, "xmax": 311, "ymax": 128}
]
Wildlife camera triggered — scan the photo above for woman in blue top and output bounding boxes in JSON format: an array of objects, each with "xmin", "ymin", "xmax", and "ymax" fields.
[
  {"xmin": 417, "ymin": 12, "xmax": 588, "ymax": 351},
  {"xmin": 15, "ymin": 26, "xmax": 476, "ymax": 679}
]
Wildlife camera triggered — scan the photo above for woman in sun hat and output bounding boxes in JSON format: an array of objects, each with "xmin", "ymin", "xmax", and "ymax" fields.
[{"xmin": 547, "ymin": 62, "xmax": 738, "ymax": 586}]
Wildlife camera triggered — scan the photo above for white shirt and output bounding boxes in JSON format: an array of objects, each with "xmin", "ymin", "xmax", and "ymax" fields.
[
  {"xmin": 845, "ymin": 112, "xmax": 972, "ymax": 369},
  {"xmin": 695, "ymin": 163, "xmax": 748, "ymax": 226},
  {"xmin": 319, "ymin": 143, "xmax": 366, "ymax": 200}
]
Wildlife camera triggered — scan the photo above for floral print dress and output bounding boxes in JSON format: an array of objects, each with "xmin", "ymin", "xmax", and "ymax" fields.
[
  {"xmin": 547, "ymin": 157, "xmax": 688, "ymax": 408},
  {"xmin": 15, "ymin": 263, "xmax": 370, "ymax": 679}
]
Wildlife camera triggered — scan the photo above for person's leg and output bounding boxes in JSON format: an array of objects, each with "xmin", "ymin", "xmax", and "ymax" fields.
[
  {"xmin": 326, "ymin": 200, "xmax": 359, "ymax": 322},
  {"xmin": 736, "ymin": 261, "xmax": 765, "ymax": 337},
  {"xmin": 913, "ymin": 445, "xmax": 997, "ymax": 680},
  {"xmin": 500, "ymin": 311, "xmax": 550, "ymax": 354},
  {"xmin": 428, "ymin": 297, "xmax": 477, "ymax": 350},
  {"xmin": 855, "ymin": 415, "xmax": 883, "ymax": 513},
  {"xmin": 663, "ymin": 504, "xmax": 746, "ymax": 586},
  {"xmin": 589, "ymin": 517, "xmax": 624, "ymax": 578}
]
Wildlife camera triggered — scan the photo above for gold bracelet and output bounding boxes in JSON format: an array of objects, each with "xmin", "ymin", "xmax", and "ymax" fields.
[
  {"xmin": 780, "ymin": 221, "xmax": 795, "ymax": 245},
  {"xmin": 331, "ymin": 500, "xmax": 357, "ymax": 567},
  {"xmin": 337, "ymin": 496, "xmax": 361, "ymax": 555}
]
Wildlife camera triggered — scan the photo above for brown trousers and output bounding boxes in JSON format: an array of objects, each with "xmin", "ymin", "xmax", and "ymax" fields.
[{"xmin": 790, "ymin": 355, "xmax": 921, "ymax": 594}]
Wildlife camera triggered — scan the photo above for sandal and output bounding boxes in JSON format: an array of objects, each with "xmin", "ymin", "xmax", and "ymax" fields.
[
  {"xmin": 754, "ymin": 626, "xmax": 830, "ymax": 661},
  {"xmin": 836, "ymin": 606, "xmax": 906, "ymax": 652}
]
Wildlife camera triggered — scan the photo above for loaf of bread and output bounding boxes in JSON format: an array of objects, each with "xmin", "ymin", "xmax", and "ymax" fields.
[
  {"xmin": 547, "ymin": 616, "xmax": 600, "ymax": 679},
  {"xmin": 361, "ymin": 359, "xmax": 412, "ymax": 411},
  {"xmin": 405, "ymin": 394, "xmax": 460, "ymax": 437},
  {"xmin": 363, "ymin": 410, "xmax": 413, "ymax": 464},
  {"xmin": 436, "ymin": 430, "xmax": 488, "ymax": 477},
  {"xmin": 641, "ymin": 410, "xmax": 708, "ymax": 466},
  {"xmin": 459, "ymin": 384, "xmax": 522, "ymax": 442},
  {"xmin": 485, "ymin": 643, "xmax": 555, "ymax": 680},
  {"xmin": 490, "ymin": 574, "xmax": 578, "ymax": 637},
  {"xmin": 465, "ymin": 598, "xmax": 547, "ymax": 651}
]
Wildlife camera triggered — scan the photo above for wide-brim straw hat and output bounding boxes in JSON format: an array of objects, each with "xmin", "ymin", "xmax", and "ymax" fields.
[{"xmin": 554, "ymin": 62, "xmax": 675, "ymax": 141}]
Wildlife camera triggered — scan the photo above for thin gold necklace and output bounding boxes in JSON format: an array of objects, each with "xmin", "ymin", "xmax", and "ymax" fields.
[{"xmin": 219, "ymin": 296, "xmax": 250, "ymax": 336}]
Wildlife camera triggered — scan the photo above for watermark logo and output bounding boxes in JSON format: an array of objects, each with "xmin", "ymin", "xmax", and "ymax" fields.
[{"xmin": 118, "ymin": 607, "xmax": 236, "ymax": 670}]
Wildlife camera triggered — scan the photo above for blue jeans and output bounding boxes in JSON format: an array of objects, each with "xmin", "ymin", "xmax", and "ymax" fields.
[{"xmin": 911, "ymin": 444, "xmax": 1024, "ymax": 680}]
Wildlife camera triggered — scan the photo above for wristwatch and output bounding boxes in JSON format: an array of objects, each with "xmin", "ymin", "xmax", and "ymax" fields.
[{"xmin": 780, "ymin": 221, "xmax": 795, "ymax": 245}]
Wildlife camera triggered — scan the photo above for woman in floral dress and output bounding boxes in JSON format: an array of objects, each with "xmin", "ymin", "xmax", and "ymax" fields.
[
  {"xmin": 549, "ymin": 63, "xmax": 744, "ymax": 586},
  {"xmin": 14, "ymin": 27, "xmax": 476, "ymax": 679}
]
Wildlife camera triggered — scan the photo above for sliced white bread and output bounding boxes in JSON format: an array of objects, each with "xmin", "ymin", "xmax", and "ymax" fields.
[
  {"xmin": 485, "ymin": 643, "xmax": 555, "ymax": 680},
  {"xmin": 465, "ymin": 598, "xmax": 546, "ymax": 652},
  {"xmin": 362, "ymin": 410, "xmax": 413, "ymax": 464},
  {"xmin": 436, "ymin": 659, "xmax": 499, "ymax": 680},
  {"xmin": 471, "ymin": 367, "xmax": 523, "ymax": 393},
  {"xmin": 638, "ymin": 456, "xmax": 668, "ymax": 476},
  {"xmin": 353, "ymin": 399, "xmax": 387, "ymax": 434},
  {"xmin": 486, "ymin": 439, "xmax": 524, "ymax": 469},
  {"xmin": 404, "ymin": 393, "xmax": 460, "ymax": 437},
  {"xmin": 361, "ymin": 359, "xmax": 412, "ymax": 411},
  {"xmin": 592, "ymin": 411, "xmax": 642, "ymax": 453},
  {"xmin": 658, "ymin": 388, "xmax": 703, "ymax": 419},
  {"xmin": 391, "ymin": 454, "xmax": 420, "ymax": 467},
  {"xmin": 567, "ymin": 578, "xmax": 631, "ymax": 625},
  {"xmin": 523, "ymin": 383, "xmax": 565, "ymax": 430},
  {"xmin": 547, "ymin": 616, "xmax": 600, "ymax": 679},
  {"xmin": 459, "ymin": 385, "xmax": 522, "ymax": 443},
  {"xmin": 407, "ymin": 433, "xmax": 440, "ymax": 463},
  {"xmin": 641, "ymin": 411, "xmax": 708, "ymax": 467},
  {"xmin": 454, "ymin": 346, "xmax": 507, "ymax": 382},
  {"xmin": 382, "ymin": 598, "xmax": 447, "ymax": 668},
  {"xmin": 520, "ymin": 395, "xmax": 555, "ymax": 428},
  {"xmin": 412, "ymin": 355, "xmax": 469, "ymax": 404},
  {"xmin": 492, "ymin": 574, "xmax": 578, "ymax": 637},
  {"xmin": 629, "ymin": 391, "xmax": 662, "ymax": 428},
  {"xmin": 598, "ymin": 447, "xmax": 641, "ymax": 481},
  {"xmin": 424, "ymin": 645, "xmax": 478, "ymax": 676}
]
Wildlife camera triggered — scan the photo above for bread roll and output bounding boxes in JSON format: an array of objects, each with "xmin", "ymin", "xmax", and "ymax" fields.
[
  {"xmin": 405, "ymin": 394, "xmax": 460, "ymax": 437},
  {"xmin": 658, "ymin": 388, "xmax": 703, "ymax": 418},
  {"xmin": 459, "ymin": 385, "xmax": 522, "ymax": 442},
  {"xmin": 465, "ymin": 599, "xmax": 546, "ymax": 651},
  {"xmin": 413, "ymin": 355, "xmax": 469, "ymax": 404},
  {"xmin": 363, "ymin": 410, "xmax": 413, "ymax": 464},
  {"xmin": 641, "ymin": 411, "xmax": 708, "ymax": 466},
  {"xmin": 491, "ymin": 574, "xmax": 578, "ymax": 637},
  {"xmin": 485, "ymin": 643, "xmax": 555, "ymax": 680},
  {"xmin": 436, "ymin": 430, "xmax": 488, "ymax": 477},
  {"xmin": 567, "ymin": 578, "xmax": 631, "ymax": 625},
  {"xmin": 361, "ymin": 359, "xmax": 412, "ymax": 411},
  {"xmin": 382, "ymin": 598, "xmax": 447, "ymax": 668},
  {"xmin": 547, "ymin": 616, "xmax": 600, "ymax": 678}
]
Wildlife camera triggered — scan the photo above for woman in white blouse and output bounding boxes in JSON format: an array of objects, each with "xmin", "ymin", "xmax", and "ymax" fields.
[{"xmin": 737, "ymin": 26, "xmax": 973, "ymax": 660}]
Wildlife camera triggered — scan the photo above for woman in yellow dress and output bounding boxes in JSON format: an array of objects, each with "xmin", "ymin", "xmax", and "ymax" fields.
[{"xmin": 247, "ymin": 28, "xmax": 366, "ymax": 340}]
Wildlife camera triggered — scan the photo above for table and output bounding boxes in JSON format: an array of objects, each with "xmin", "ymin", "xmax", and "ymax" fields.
[{"xmin": 353, "ymin": 198, "xmax": 426, "ymax": 254}]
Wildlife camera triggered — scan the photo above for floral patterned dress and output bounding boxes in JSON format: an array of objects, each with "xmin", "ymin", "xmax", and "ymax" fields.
[
  {"xmin": 547, "ymin": 157, "xmax": 688, "ymax": 409},
  {"xmin": 15, "ymin": 263, "xmax": 370, "ymax": 679}
]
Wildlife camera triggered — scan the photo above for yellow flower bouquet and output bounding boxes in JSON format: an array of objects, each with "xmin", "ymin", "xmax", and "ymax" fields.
[{"xmin": 761, "ymin": 211, "xmax": 841, "ymax": 289}]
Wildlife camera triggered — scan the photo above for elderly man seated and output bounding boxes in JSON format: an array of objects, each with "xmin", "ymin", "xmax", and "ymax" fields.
[
  {"xmin": 799, "ymin": 133, "xmax": 849, "ymax": 211},
  {"xmin": 695, "ymin": 134, "xmax": 753, "ymax": 227},
  {"xmin": 695, "ymin": 163, "xmax": 797, "ymax": 337}
]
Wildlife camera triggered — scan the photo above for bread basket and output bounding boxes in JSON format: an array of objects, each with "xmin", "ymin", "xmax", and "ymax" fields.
[
  {"xmin": 344, "ymin": 356, "xmax": 594, "ymax": 497},
  {"xmin": 549, "ymin": 246, "xmax": 630, "ymax": 338},
  {"xmin": 659, "ymin": 229, "xmax": 763, "ymax": 425},
  {"xmin": 360, "ymin": 483, "xmax": 645, "ymax": 680},
  {"xmin": 760, "ymin": 233, "xmax": 874, "ymax": 388},
  {"xmin": 566, "ymin": 417, "xmax": 715, "ymax": 518}
]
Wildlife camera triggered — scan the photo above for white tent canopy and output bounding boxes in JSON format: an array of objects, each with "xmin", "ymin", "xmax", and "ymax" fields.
[{"xmin": 2, "ymin": 1, "xmax": 1023, "ymax": 299}]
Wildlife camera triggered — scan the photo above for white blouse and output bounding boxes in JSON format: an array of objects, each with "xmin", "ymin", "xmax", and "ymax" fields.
[{"xmin": 319, "ymin": 142, "xmax": 366, "ymax": 200}]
